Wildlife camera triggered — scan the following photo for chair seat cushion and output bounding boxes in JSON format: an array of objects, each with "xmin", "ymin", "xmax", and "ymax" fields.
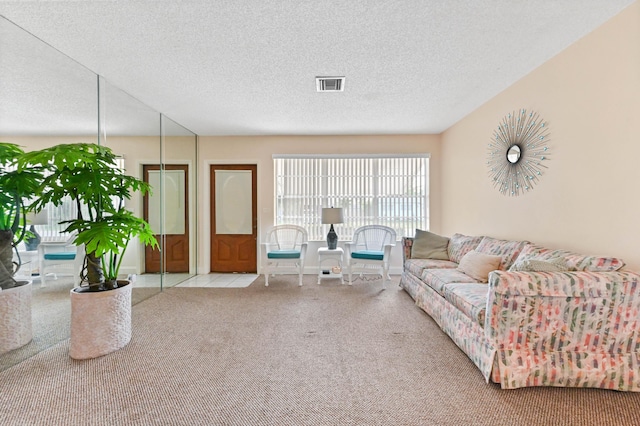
[
  {"xmin": 267, "ymin": 250, "xmax": 301, "ymax": 259},
  {"xmin": 351, "ymin": 250, "xmax": 384, "ymax": 261},
  {"xmin": 44, "ymin": 252, "xmax": 76, "ymax": 260}
]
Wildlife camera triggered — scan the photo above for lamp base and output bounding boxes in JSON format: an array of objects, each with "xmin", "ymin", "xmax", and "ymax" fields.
[
  {"xmin": 326, "ymin": 224, "xmax": 338, "ymax": 250},
  {"xmin": 24, "ymin": 225, "xmax": 41, "ymax": 251}
]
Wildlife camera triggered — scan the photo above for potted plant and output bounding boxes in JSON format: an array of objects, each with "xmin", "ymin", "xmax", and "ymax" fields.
[
  {"xmin": 0, "ymin": 142, "xmax": 44, "ymax": 354},
  {"xmin": 19, "ymin": 143, "xmax": 158, "ymax": 359}
]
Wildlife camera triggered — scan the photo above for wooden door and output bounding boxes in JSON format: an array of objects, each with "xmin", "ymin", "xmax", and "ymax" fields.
[
  {"xmin": 210, "ymin": 165, "xmax": 257, "ymax": 273},
  {"xmin": 143, "ymin": 165, "xmax": 190, "ymax": 273}
]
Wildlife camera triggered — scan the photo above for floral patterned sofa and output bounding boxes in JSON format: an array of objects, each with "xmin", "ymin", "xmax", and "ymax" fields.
[{"xmin": 400, "ymin": 232, "xmax": 640, "ymax": 391}]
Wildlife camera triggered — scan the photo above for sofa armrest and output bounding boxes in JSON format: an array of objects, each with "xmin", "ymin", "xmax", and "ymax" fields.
[
  {"xmin": 485, "ymin": 269, "xmax": 640, "ymax": 352},
  {"xmin": 401, "ymin": 237, "xmax": 414, "ymax": 263}
]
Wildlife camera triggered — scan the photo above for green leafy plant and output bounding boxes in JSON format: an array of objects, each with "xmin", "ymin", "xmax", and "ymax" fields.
[
  {"xmin": 19, "ymin": 143, "xmax": 158, "ymax": 292},
  {"xmin": 0, "ymin": 142, "xmax": 44, "ymax": 290}
]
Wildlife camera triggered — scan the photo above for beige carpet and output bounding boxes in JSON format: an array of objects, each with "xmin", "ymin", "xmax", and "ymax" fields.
[
  {"xmin": 1, "ymin": 275, "xmax": 639, "ymax": 426},
  {"xmin": 1, "ymin": 278, "xmax": 161, "ymax": 371}
]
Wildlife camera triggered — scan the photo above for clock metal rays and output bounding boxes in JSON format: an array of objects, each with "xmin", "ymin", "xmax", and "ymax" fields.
[{"xmin": 487, "ymin": 109, "xmax": 550, "ymax": 196}]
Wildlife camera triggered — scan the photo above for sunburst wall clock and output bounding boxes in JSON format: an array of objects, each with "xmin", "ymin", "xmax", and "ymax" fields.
[{"xmin": 487, "ymin": 109, "xmax": 551, "ymax": 196}]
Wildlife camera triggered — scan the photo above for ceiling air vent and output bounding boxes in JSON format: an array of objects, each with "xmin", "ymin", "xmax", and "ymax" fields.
[{"xmin": 316, "ymin": 76, "xmax": 345, "ymax": 92}]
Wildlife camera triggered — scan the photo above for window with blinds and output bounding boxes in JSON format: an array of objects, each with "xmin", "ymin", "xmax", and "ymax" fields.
[
  {"xmin": 274, "ymin": 154, "xmax": 429, "ymax": 241},
  {"xmin": 9, "ymin": 154, "xmax": 126, "ymax": 240}
]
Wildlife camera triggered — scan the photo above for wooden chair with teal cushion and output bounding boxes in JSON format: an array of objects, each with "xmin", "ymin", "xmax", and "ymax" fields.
[
  {"xmin": 37, "ymin": 233, "xmax": 84, "ymax": 287},
  {"xmin": 345, "ymin": 225, "xmax": 396, "ymax": 287},
  {"xmin": 261, "ymin": 225, "xmax": 308, "ymax": 286}
]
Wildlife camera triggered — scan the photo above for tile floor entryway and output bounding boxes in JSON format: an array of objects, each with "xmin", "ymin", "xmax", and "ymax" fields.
[
  {"xmin": 175, "ymin": 273, "xmax": 258, "ymax": 288},
  {"xmin": 131, "ymin": 273, "xmax": 259, "ymax": 288}
]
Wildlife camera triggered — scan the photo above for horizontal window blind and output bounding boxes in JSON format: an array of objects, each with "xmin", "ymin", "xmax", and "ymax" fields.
[
  {"xmin": 2, "ymin": 154, "xmax": 125, "ymax": 240},
  {"xmin": 274, "ymin": 155, "xmax": 429, "ymax": 241}
]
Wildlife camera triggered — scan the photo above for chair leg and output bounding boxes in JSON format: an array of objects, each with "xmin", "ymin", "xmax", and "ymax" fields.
[
  {"xmin": 264, "ymin": 272, "xmax": 269, "ymax": 287},
  {"xmin": 39, "ymin": 258, "xmax": 46, "ymax": 287},
  {"xmin": 382, "ymin": 266, "xmax": 390, "ymax": 290},
  {"xmin": 298, "ymin": 272, "xmax": 303, "ymax": 286}
]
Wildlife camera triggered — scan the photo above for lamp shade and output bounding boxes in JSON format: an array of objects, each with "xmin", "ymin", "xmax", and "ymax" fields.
[
  {"xmin": 26, "ymin": 209, "xmax": 48, "ymax": 225},
  {"xmin": 321, "ymin": 207, "xmax": 344, "ymax": 224}
]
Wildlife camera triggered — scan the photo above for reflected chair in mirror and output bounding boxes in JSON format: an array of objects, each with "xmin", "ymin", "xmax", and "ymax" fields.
[
  {"xmin": 345, "ymin": 225, "xmax": 396, "ymax": 288},
  {"xmin": 37, "ymin": 233, "xmax": 84, "ymax": 287},
  {"xmin": 261, "ymin": 225, "xmax": 308, "ymax": 287}
]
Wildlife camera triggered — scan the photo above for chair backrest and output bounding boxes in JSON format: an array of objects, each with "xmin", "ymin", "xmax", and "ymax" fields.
[
  {"xmin": 38, "ymin": 232, "xmax": 82, "ymax": 259},
  {"xmin": 350, "ymin": 225, "xmax": 397, "ymax": 252},
  {"xmin": 264, "ymin": 225, "xmax": 308, "ymax": 252},
  {"xmin": 40, "ymin": 231, "xmax": 76, "ymax": 245}
]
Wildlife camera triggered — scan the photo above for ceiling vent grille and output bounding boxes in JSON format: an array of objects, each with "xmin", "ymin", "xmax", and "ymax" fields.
[{"xmin": 316, "ymin": 76, "xmax": 345, "ymax": 92}]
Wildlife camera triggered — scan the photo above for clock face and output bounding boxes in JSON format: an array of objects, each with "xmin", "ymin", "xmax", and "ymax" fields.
[{"xmin": 487, "ymin": 109, "xmax": 551, "ymax": 197}]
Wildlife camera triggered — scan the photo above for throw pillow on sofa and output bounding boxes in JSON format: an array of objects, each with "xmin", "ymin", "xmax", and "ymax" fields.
[
  {"xmin": 457, "ymin": 250, "xmax": 502, "ymax": 282},
  {"xmin": 510, "ymin": 257, "xmax": 569, "ymax": 272},
  {"xmin": 412, "ymin": 229, "xmax": 449, "ymax": 260}
]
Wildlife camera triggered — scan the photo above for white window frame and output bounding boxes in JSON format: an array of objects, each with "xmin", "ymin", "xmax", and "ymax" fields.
[{"xmin": 273, "ymin": 154, "xmax": 429, "ymax": 241}]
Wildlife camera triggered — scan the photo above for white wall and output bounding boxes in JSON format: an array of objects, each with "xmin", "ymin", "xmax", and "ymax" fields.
[
  {"xmin": 197, "ymin": 134, "xmax": 441, "ymax": 275},
  {"xmin": 441, "ymin": 2, "xmax": 640, "ymax": 271}
]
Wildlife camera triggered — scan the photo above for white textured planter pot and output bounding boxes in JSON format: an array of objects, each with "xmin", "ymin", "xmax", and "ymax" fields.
[
  {"xmin": 69, "ymin": 280, "xmax": 132, "ymax": 360},
  {"xmin": 0, "ymin": 281, "xmax": 32, "ymax": 355}
]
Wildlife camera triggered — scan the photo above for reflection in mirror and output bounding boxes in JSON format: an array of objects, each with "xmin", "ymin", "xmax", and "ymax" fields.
[
  {"xmin": 0, "ymin": 18, "xmax": 197, "ymax": 371},
  {"xmin": 0, "ymin": 17, "xmax": 98, "ymax": 141},
  {"xmin": 99, "ymin": 77, "xmax": 163, "ymax": 302},
  {"xmin": 0, "ymin": 16, "xmax": 99, "ymax": 371},
  {"xmin": 158, "ymin": 116, "xmax": 197, "ymax": 288},
  {"xmin": 506, "ymin": 145, "xmax": 521, "ymax": 164}
]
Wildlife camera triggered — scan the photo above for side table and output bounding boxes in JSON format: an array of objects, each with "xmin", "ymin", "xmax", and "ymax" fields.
[
  {"xmin": 317, "ymin": 247, "xmax": 344, "ymax": 284},
  {"xmin": 15, "ymin": 250, "xmax": 41, "ymax": 283}
]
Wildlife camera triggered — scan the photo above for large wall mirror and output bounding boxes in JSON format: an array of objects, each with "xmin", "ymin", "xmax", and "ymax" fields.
[
  {"xmin": 0, "ymin": 15, "xmax": 99, "ymax": 371},
  {"xmin": 0, "ymin": 16, "xmax": 197, "ymax": 370},
  {"xmin": 99, "ymin": 77, "xmax": 163, "ymax": 301},
  {"xmin": 0, "ymin": 16, "xmax": 98, "ymax": 141},
  {"xmin": 155, "ymin": 116, "xmax": 198, "ymax": 288}
]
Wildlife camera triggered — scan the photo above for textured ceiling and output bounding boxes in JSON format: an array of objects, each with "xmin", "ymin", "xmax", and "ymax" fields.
[{"xmin": 0, "ymin": 0, "xmax": 635, "ymax": 136}]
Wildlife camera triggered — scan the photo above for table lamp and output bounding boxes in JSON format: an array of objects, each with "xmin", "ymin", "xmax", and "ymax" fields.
[
  {"xmin": 321, "ymin": 207, "xmax": 344, "ymax": 250},
  {"xmin": 24, "ymin": 209, "xmax": 48, "ymax": 251}
]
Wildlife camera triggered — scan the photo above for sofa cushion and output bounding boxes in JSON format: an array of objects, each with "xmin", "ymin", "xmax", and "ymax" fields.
[
  {"xmin": 457, "ymin": 250, "xmax": 502, "ymax": 282},
  {"xmin": 447, "ymin": 233, "xmax": 483, "ymax": 264},
  {"xmin": 443, "ymin": 283, "xmax": 489, "ymax": 326},
  {"xmin": 404, "ymin": 258, "xmax": 458, "ymax": 277},
  {"xmin": 411, "ymin": 229, "xmax": 449, "ymax": 260},
  {"xmin": 475, "ymin": 236, "xmax": 528, "ymax": 270},
  {"xmin": 513, "ymin": 244, "xmax": 625, "ymax": 272},
  {"xmin": 577, "ymin": 256, "xmax": 625, "ymax": 272},
  {"xmin": 421, "ymin": 268, "xmax": 480, "ymax": 295}
]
